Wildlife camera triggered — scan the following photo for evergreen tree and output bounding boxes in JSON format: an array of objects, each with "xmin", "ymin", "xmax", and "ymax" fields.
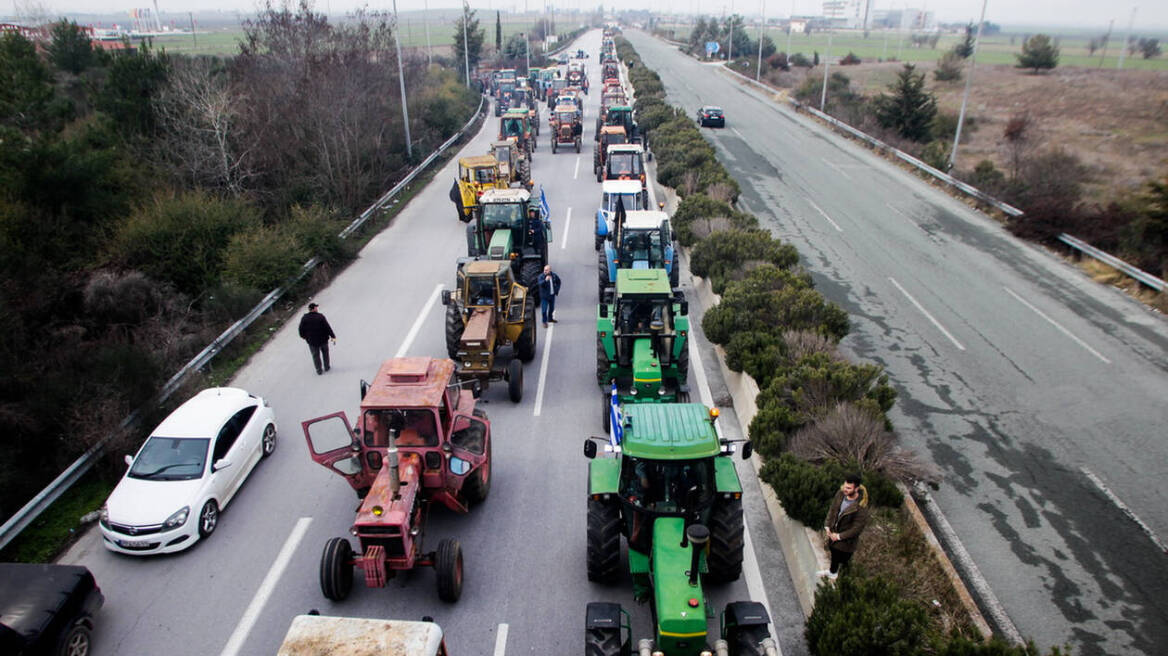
[
  {"xmin": 1016, "ymin": 33, "xmax": 1059, "ymax": 72},
  {"xmin": 495, "ymin": 11, "xmax": 502, "ymax": 54},
  {"xmin": 0, "ymin": 32, "xmax": 55, "ymax": 132},
  {"xmin": 874, "ymin": 64, "xmax": 937, "ymax": 142},
  {"xmin": 453, "ymin": 3, "xmax": 484, "ymax": 82},
  {"xmin": 954, "ymin": 22, "xmax": 975, "ymax": 58},
  {"xmin": 47, "ymin": 20, "xmax": 95, "ymax": 74}
]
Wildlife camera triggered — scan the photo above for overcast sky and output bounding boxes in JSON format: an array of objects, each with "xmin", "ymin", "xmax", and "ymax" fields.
[{"xmin": 7, "ymin": 0, "xmax": 1168, "ymax": 30}]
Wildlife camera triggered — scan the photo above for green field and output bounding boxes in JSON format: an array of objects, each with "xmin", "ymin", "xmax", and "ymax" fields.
[{"xmin": 660, "ymin": 23, "xmax": 1168, "ymax": 71}]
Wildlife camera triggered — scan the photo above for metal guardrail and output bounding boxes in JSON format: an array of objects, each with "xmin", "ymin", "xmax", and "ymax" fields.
[
  {"xmin": 1059, "ymin": 234, "xmax": 1166, "ymax": 292},
  {"xmin": 0, "ymin": 94, "xmax": 486, "ymax": 552}
]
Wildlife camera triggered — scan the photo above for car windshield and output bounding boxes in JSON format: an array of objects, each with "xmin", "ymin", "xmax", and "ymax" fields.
[
  {"xmin": 128, "ymin": 437, "xmax": 209, "ymax": 481},
  {"xmin": 474, "ymin": 167, "xmax": 496, "ymax": 183},
  {"xmin": 705, "ymin": 108, "xmax": 723, "ymax": 116},
  {"xmin": 482, "ymin": 203, "xmax": 523, "ymax": 229},
  {"xmin": 606, "ymin": 193, "xmax": 643, "ymax": 212},
  {"xmin": 363, "ymin": 409, "xmax": 439, "ymax": 447},
  {"xmin": 620, "ymin": 457, "xmax": 714, "ymax": 512},
  {"xmin": 494, "ymin": 146, "xmax": 510, "ymax": 161}
]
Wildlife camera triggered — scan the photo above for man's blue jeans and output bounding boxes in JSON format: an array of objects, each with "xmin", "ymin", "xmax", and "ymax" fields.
[{"xmin": 541, "ymin": 295, "xmax": 556, "ymax": 323}]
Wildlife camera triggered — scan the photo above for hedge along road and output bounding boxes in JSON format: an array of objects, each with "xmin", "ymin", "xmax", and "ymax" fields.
[
  {"xmin": 623, "ymin": 30, "xmax": 1168, "ymax": 656},
  {"xmin": 56, "ymin": 30, "xmax": 805, "ymax": 656}
]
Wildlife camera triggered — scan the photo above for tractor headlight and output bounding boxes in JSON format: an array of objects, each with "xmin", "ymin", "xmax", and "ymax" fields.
[
  {"xmin": 164, "ymin": 506, "xmax": 190, "ymax": 529},
  {"xmin": 658, "ymin": 387, "xmax": 666, "ymax": 396}
]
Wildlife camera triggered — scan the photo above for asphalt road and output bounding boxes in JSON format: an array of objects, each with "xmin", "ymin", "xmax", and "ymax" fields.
[
  {"xmin": 624, "ymin": 29, "xmax": 1168, "ymax": 656},
  {"xmin": 59, "ymin": 31, "xmax": 809, "ymax": 656}
]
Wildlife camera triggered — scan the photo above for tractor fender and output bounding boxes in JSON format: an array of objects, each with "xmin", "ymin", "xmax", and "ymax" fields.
[
  {"xmin": 603, "ymin": 246, "xmax": 618, "ymax": 283},
  {"xmin": 664, "ymin": 244, "xmax": 675, "ymax": 273},
  {"xmin": 714, "ymin": 457, "xmax": 743, "ymax": 493},
  {"xmin": 588, "ymin": 458, "xmax": 621, "ymax": 495},
  {"xmin": 586, "ymin": 602, "xmax": 623, "ymax": 630},
  {"xmin": 595, "ymin": 209, "xmax": 609, "ymax": 237}
]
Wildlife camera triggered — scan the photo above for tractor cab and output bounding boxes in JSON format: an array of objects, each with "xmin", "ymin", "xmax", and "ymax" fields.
[
  {"xmin": 499, "ymin": 109, "xmax": 535, "ymax": 155},
  {"xmin": 596, "ymin": 269, "xmax": 689, "ymax": 403},
  {"xmin": 489, "ymin": 140, "xmax": 532, "ymax": 190},
  {"xmin": 468, "ymin": 188, "xmax": 551, "ymax": 292},
  {"xmin": 603, "ymin": 106, "xmax": 643, "ymax": 146},
  {"xmin": 601, "ymin": 209, "xmax": 676, "ymax": 287},
  {"xmin": 452, "ymin": 155, "xmax": 506, "ymax": 222},
  {"xmin": 594, "ymin": 179, "xmax": 646, "ymax": 248},
  {"xmin": 593, "ymin": 126, "xmax": 629, "ymax": 180},
  {"xmin": 603, "ymin": 144, "xmax": 646, "ymax": 189}
]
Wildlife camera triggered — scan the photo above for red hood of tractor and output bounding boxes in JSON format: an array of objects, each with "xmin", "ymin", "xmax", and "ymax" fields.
[{"xmin": 354, "ymin": 454, "xmax": 422, "ymax": 528}]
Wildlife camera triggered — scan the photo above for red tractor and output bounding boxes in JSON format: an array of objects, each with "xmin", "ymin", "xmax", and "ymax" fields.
[{"xmin": 301, "ymin": 357, "xmax": 492, "ymax": 603}]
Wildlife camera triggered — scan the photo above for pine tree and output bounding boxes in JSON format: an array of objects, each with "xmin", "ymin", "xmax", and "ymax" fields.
[
  {"xmin": 1016, "ymin": 33, "xmax": 1059, "ymax": 72},
  {"xmin": 954, "ymin": 22, "xmax": 975, "ymax": 58},
  {"xmin": 453, "ymin": 3, "xmax": 484, "ymax": 82},
  {"xmin": 874, "ymin": 64, "xmax": 937, "ymax": 142},
  {"xmin": 495, "ymin": 11, "xmax": 502, "ymax": 54},
  {"xmin": 46, "ymin": 20, "xmax": 95, "ymax": 74}
]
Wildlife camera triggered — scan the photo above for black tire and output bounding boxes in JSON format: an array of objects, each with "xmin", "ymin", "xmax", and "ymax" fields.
[
  {"xmin": 435, "ymin": 538, "xmax": 464, "ymax": 602},
  {"xmin": 445, "ymin": 304, "xmax": 464, "ymax": 360},
  {"xmin": 601, "ymin": 391, "xmax": 611, "ymax": 434},
  {"xmin": 507, "ymin": 358, "xmax": 523, "ymax": 403},
  {"xmin": 676, "ymin": 338, "xmax": 690, "ymax": 385},
  {"xmin": 585, "ymin": 627, "xmax": 622, "ymax": 656},
  {"xmin": 55, "ymin": 618, "xmax": 91, "ymax": 656},
  {"xmin": 261, "ymin": 423, "xmax": 277, "ymax": 457},
  {"xmin": 586, "ymin": 498, "xmax": 622, "ymax": 582},
  {"xmin": 519, "ymin": 260, "xmax": 542, "ymax": 302},
  {"xmin": 670, "ymin": 260, "xmax": 680, "ymax": 288},
  {"xmin": 596, "ymin": 338, "xmax": 609, "ymax": 388},
  {"xmin": 516, "ymin": 296, "xmax": 537, "ymax": 362},
  {"xmin": 733, "ymin": 625, "xmax": 772, "ymax": 656},
  {"xmin": 595, "ymin": 229, "xmax": 604, "ymax": 251},
  {"xmin": 463, "ymin": 439, "xmax": 491, "ymax": 505},
  {"xmin": 593, "ymin": 145, "xmax": 600, "ymax": 173},
  {"xmin": 466, "ymin": 222, "xmax": 480, "ymax": 254},
  {"xmin": 594, "ymin": 118, "xmax": 601, "ymax": 140},
  {"xmin": 320, "ymin": 537, "xmax": 354, "ymax": 601},
  {"xmin": 597, "ymin": 250, "xmax": 610, "ymax": 303},
  {"xmin": 707, "ymin": 498, "xmax": 745, "ymax": 583},
  {"xmin": 197, "ymin": 500, "xmax": 218, "ymax": 538}
]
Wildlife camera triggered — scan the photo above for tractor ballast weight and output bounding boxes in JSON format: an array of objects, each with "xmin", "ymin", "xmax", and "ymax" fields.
[
  {"xmin": 600, "ymin": 207, "xmax": 679, "ymax": 291},
  {"xmin": 301, "ymin": 357, "xmax": 492, "ymax": 603},
  {"xmin": 466, "ymin": 188, "xmax": 551, "ymax": 298},
  {"xmin": 441, "ymin": 258, "xmax": 537, "ymax": 403}
]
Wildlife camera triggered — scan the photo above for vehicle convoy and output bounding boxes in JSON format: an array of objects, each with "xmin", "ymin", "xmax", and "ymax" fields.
[
  {"xmin": 442, "ymin": 258, "xmax": 537, "ymax": 403},
  {"xmin": 602, "ymin": 143, "xmax": 647, "ymax": 190},
  {"xmin": 551, "ymin": 103, "xmax": 583, "ymax": 154},
  {"xmin": 277, "ymin": 614, "xmax": 450, "ymax": 656},
  {"xmin": 466, "ymin": 188, "xmax": 551, "ymax": 295},
  {"xmin": 489, "ymin": 140, "xmax": 532, "ymax": 191},
  {"xmin": 1, "ymin": 563, "xmax": 104, "ymax": 656},
  {"xmin": 583, "ymin": 402, "xmax": 778, "ymax": 656},
  {"xmin": 594, "ymin": 179, "xmax": 649, "ymax": 250},
  {"xmin": 100, "ymin": 387, "xmax": 278, "ymax": 555},
  {"xmin": 594, "ymin": 126, "xmax": 629, "ymax": 181},
  {"xmin": 596, "ymin": 269, "xmax": 690, "ymax": 407},
  {"xmin": 451, "ymin": 155, "xmax": 507, "ymax": 222},
  {"xmin": 301, "ymin": 357, "xmax": 492, "ymax": 602},
  {"xmin": 499, "ymin": 109, "xmax": 536, "ymax": 156},
  {"xmin": 600, "ymin": 207, "xmax": 679, "ymax": 292}
]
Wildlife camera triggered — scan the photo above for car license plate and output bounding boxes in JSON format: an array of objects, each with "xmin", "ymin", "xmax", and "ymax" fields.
[{"xmin": 118, "ymin": 539, "xmax": 151, "ymax": 548}]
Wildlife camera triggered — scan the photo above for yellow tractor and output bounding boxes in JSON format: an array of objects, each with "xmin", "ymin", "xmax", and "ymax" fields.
[{"xmin": 451, "ymin": 155, "xmax": 508, "ymax": 222}]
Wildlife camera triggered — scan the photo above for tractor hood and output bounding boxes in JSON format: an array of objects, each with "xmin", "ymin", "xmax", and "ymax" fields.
[
  {"xmin": 488, "ymin": 228, "xmax": 514, "ymax": 259},
  {"xmin": 651, "ymin": 517, "xmax": 708, "ymax": 653},
  {"xmin": 632, "ymin": 338, "xmax": 662, "ymax": 396}
]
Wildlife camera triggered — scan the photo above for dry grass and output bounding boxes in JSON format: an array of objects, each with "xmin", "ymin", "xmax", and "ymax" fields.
[{"xmin": 789, "ymin": 402, "xmax": 941, "ymax": 484}]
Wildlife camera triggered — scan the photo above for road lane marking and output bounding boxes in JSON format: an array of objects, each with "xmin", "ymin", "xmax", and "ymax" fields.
[
  {"xmin": 807, "ymin": 199, "xmax": 844, "ymax": 233},
  {"xmin": 494, "ymin": 623, "xmax": 509, "ymax": 656},
  {"xmin": 1081, "ymin": 468, "xmax": 1167, "ymax": 554},
  {"xmin": 574, "ymin": 156, "xmax": 581, "ymax": 179},
  {"xmin": 885, "ymin": 202, "xmax": 921, "ymax": 230},
  {"xmin": 395, "ymin": 283, "xmax": 444, "ymax": 357},
  {"xmin": 561, "ymin": 207, "xmax": 572, "ymax": 250},
  {"xmin": 1003, "ymin": 286, "xmax": 1111, "ymax": 364},
  {"xmin": 731, "ymin": 127, "xmax": 745, "ymax": 139},
  {"xmin": 821, "ymin": 157, "xmax": 853, "ymax": 179},
  {"xmin": 219, "ymin": 517, "xmax": 312, "ymax": 656},
  {"xmin": 888, "ymin": 277, "xmax": 966, "ymax": 351},
  {"xmin": 533, "ymin": 324, "xmax": 554, "ymax": 416}
]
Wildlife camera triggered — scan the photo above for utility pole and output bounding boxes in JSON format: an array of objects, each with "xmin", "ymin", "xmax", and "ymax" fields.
[
  {"xmin": 756, "ymin": 0, "xmax": 765, "ymax": 80},
  {"xmin": 188, "ymin": 12, "xmax": 196, "ymax": 47},
  {"xmin": 947, "ymin": 0, "xmax": 987, "ymax": 171},
  {"xmin": 463, "ymin": 1, "xmax": 472, "ymax": 87},
  {"xmin": 820, "ymin": 28, "xmax": 832, "ymax": 109},
  {"xmin": 1098, "ymin": 18, "xmax": 1113, "ymax": 68},
  {"xmin": 391, "ymin": 0, "xmax": 412, "ymax": 160},
  {"xmin": 524, "ymin": 31, "xmax": 530, "ymax": 73},
  {"xmin": 785, "ymin": 0, "xmax": 793, "ymax": 60},
  {"xmin": 727, "ymin": 0, "xmax": 734, "ymax": 62},
  {"xmin": 425, "ymin": 0, "xmax": 432, "ymax": 65},
  {"xmin": 1117, "ymin": 6, "xmax": 1137, "ymax": 70}
]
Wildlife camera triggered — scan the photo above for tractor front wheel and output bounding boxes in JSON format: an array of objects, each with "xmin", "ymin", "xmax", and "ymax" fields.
[
  {"xmin": 320, "ymin": 537, "xmax": 354, "ymax": 601},
  {"xmin": 463, "ymin": 439, "xmax": 491, "ymax": 505},
  {"xmin": 516, "ymin": 296, "xmax": 537, "ymax": 362},
  {"xmin": 601, "ymin": 391, "xmax": 611, "ymax": 434},
  {"xmin": 707, "ymin": 498, "xmax": 745, "ymax": 583},
  {"xmin": 507, "ymin": 358, "xmax": 524, "ymax": 403},
  {"xmin": 444, "ymin": 304, "xmax": 464, "ymax": 360},
  {"xmin": 435, "ymin": 539, "xmax": 464, "ymax": 602},
  {"xmin": 597, "ymin": 251, "xmax": 610, "ymax": 303},
  {"xmin": 519, "ymin": 260, "xmax": 542, "ymax": 301},
  {"xmin": 586, "ymin": 498, "xmax": 621, "ymax": 582}
]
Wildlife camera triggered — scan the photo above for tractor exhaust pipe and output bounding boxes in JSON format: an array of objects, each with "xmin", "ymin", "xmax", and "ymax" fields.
[
  {"xmin": 685, "ymin": 524, "xmax": 710, "ymax": 586},
  {"xmin": 636, "ymin": 639, "xmax": 655, "ymax": 656},
  {"xmin": 712, "ymin": 640, "xmax": 730, "ymax": 656},
  {"xmin": 387, "ymin": 428, "xmax": 401, "ymax": 499}
]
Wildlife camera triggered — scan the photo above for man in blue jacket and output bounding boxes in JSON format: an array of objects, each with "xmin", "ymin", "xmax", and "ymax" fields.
[{"xmin": 537, "ymin": 264, "xmax": 562, "ymax": 328}]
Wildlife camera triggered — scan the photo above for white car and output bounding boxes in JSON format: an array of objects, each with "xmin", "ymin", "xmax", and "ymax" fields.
[{"xmin": 100, "ymin": 388, "xmax": 277, "ymax": 555}]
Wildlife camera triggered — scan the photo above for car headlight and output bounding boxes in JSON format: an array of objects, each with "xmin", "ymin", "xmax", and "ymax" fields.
[
  {"xmin": 99, "ymin": 505, "xmax": 109, "ymax": 527},
  {"xmin": 164, "ymin": 506, "xmax": 190, "ymax": 529}
]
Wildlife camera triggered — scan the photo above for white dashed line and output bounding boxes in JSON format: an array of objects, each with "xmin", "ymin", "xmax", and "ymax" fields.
[
  {"xmin": 821, "ymin": 157, "xmax": 853, "ymax": 179},
  {"xmin": 731, "ymin": 127, "xmax": 745, "ymax": 139},
  {"xmin": 533, "ymin": 324, "xmax": 554, "ymax": 416},
  {"xmin": 806, "ymin": 199, "xmax": 844, "ymax": 233},
  {"xmin": 1003, "ymin": 286, "xmax": 1111, "ymax": 364},
  {"xmin": 1081, "ymin": 468, "xmax": 1167, "ymax": 554},
  {"xmin": 888, "ymin": 277, "xmax": 966, "ymax": 351},
  {"xmin": 561, "ymin": 207, "xmax": 572, "ymax": 250},
  {"xmin": 885, "ymin": 202, "xmax": 921, "ymax": 230},
  {"xmin": 493, "ymin": 622, "xmax": 509, "ymax": 656},
  {"xmin": 574, "ymin": 156, "xmax": 581, "ymax": 179},
  {"xmin": 395, "ymin": 283, "xmax": 444, "ymax": 357}
]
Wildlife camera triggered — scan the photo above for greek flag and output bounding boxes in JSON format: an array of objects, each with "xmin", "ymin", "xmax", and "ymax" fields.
[
  {"xmin": 539, "ymin": 184, "xmax": 551, "ymax": 221},
  {"xmin": 609, "ymin": 382, "xmax": 623, "ymax": 448}
]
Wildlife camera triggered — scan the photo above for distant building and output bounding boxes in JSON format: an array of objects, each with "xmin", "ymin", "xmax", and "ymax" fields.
[
  {"xmin": 872, "ymin": 8, "xmax": 934, "ymax": 30},
  {"xmin": 822, "ymin": 0, "xmax": 863, "ymax": 28}
]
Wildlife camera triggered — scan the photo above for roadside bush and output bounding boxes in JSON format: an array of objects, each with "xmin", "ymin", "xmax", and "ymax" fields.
[
  {"xmin": 920, "ymin": 140, "xmax": 951, "ymax": 171},
  {"xmin": 689, "ymin": 229, "xmax": 800, "ymax": 294},
  {"xmin": 839, "ymin": 52, "xmax": 861, "ymax": 65},
  {"xmin": 285, "ymin": 204, "xmax": 352, "ymax": 266},
  {"xmin": 220, "ymin": 223, "xmax": 308, "ymax": 292},
  {"xmin": 805, "ymin": 574, "xmax": 931, "ymax": 656},
  {"xmin": 672, "ymin": 194, "xmax": 757, "ymax": 246},
  {"xmin": 790, "ymin": 52, "xmax": 813, "ymax": 68},
  {"xmin": 724, "ymin": 331, "xmax": 786, "ymax": 384},
  {"xmin": 760, "ymin": 453, "xmax": 840, "ymax": 525},
  {"xmin": 962, "ymin": 160, "xmax": 1006, "ymax": 197},
  {"xmin": 934, "ymin": 50, "xmax": 964, "ymax": 81}
]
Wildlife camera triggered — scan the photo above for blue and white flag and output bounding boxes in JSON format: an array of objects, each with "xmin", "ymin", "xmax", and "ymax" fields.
[
  {"xmin": 539, "ymin": 184, "xmax": 551, "ymax": 221},
  {"xmin": 609, "ymin": 382, "xmax": 623, "ymax": 448}
]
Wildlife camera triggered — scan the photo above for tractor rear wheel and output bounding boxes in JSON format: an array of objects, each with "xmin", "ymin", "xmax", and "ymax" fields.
[
  {"xmin": 733, "ymin": 625, "xmax": 772, "ymax": 656},
  {"xmin": 519, "ymin": 159, "xmax": 531, "ymax": 187},
  {"xmin": 517, "ymin": 296, "xmax": 537, "ymax": 362},
  {"xmin": 507, "ymin": 358, "xmax": 523, "ymax": 403},
  {"xmin": 463, "ymin": 439, "xmax": 491, "ymax": 505},
  {"xmin": 445, "ymin": 304, "xmax": 464, "ymax": 360},
  {"xmin": 596, "ymin": 338, "xmax": 609, "ymax": 389},
  {"xmin": 519, "ymin": 260, "xmax": 542, "ymax": 301},
  {"xmin": 435, "ymin": 538, "xmax": 464, "ymax": 602},
  {"xmin": 670, "ymin": 260, "xmax": 680, "ymax": 287},
  {"xmin": 707, "ymin": 498, "xmax": 745, "ymax": 583},
  {"xmin": 586, "ymin": 498, "xmax": 622, "ymax": 582},
  {"xmin": 597, "ymin": 251, "xmax": 610, "ymax": 303},
  {"xmin": 320, "ymin": 537, "xmax": 354, "ymax": 601},
  {"xmin": 585, "ymin": 627, "xmax": 622, "ymax": 656},
  {"xmin": 677, "ymin": 339, "xmax": 690, "ymax": 384},
  {"xmin": 593, "ymin": 145, "xmax": 600, "ymax": 173}
]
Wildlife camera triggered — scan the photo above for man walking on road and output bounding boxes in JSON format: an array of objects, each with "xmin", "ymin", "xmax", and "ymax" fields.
[
  {"xmin": 298, "ymin": 302, "xmax": 336, "ymax": 375},
  {"xmin": 538, "ymin": 264, "xmax": 561, "ymax": 328},
  {"xmin": 818, "ymin": 473, "xmax": 870, "ymax": 580}
]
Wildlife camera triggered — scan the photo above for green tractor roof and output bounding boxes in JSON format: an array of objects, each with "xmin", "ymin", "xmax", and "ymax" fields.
[
  {"xmin": 620, "ymin": 403, "xmax": 721, "ymax": 460},
  {"xmin": 615, "ymin": 269, "xmax": 671, "ymax": 296}
]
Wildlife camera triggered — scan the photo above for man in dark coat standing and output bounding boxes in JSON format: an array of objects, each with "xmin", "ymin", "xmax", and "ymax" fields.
[
  {"xmin": 818, "ymin": 473, "xmax": 870, "ymax": 580},
  {"xmin": 298, "ymin": 302, "xmax": 336, "ymax": 375},
  {"xmin": 537, "ymin": 264, "xmax": 561, "ymax": 328}
]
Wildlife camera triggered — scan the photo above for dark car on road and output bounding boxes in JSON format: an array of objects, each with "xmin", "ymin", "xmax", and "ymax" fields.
[
  {"xmin": 697, "ymin": 106, "xmax": 725, "ymax": 128},
  {"xmin": 1, "ymin": 563, "xmax": 104, "ymax": 656}
]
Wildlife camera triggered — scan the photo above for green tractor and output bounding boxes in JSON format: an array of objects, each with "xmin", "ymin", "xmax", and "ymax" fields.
[
  {"xmin": 597, "ymin": 269, "xmax": 689, "ymax": 414},
  {"xmin": 466, "ymin": 188, "xmax": 551, "ymax": 297},
  {"xmin": 582, "ymin": 402, "xmax": 778, "ymax": 656}
]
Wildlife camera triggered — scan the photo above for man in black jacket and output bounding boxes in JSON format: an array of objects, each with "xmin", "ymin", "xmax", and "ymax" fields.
[
  {"xmin": 298, "ymin": 302, "xmax": 336, "ymax": 375},
  {"xmin": 818, "ymin": 473, "xmax": 870, "ymax": 580}
]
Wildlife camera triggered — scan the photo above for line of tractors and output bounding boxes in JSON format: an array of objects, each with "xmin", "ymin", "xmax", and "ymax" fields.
[{"xmin": 296, "ymin": 31, "xmax": 778, "ymax": 656}]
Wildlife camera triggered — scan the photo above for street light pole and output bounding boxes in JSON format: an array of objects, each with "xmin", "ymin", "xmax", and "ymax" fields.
[
  {"xmin": 424, "ymin": 0, "xmax": 432, "ymax": 66},
  {"xmin": 947, "ymin": 0, "xmax": 987, "ymax": 171},
  {"xmin": 1117, "ymin": 6, "xmax": 1137, "ymax": 70},
  {"xmin": 756, "ymin": 0, "xmax": 765, "ymax": 80},
  {"xmin": 785, "ymin": 0, "xmax": 793, "ymax": 60},
  {"xmin": 524, "ymin": 32, "xmax": 530, "ymax": 73},
  {"xmin": 820, "ymin": 28, "xmax": 832, "ymax": 109},
  {"xmin": 393, "ymin": 0, "xmax": 412, "ymax": 160}
]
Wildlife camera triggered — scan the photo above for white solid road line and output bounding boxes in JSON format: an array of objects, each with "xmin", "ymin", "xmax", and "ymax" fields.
[
  {"xmin": 1081, "ymin": 467, "xmax": 1168, "ymax": 554},
  {"xmin": 561, "ymin": 207, "xmax": 572, "ymax": 250},
  {"xmin": 494, "ymin": 623, "xmax": 509, "ymax": 656},
  {"xmin": 219, "ymin": 517, "xmax": 312, "ymax": 656},
  {"xmin": 395, "ymin": 283, "xmax": 444, "ymax": 357},
  {"xmin": 731, "ymin": 127, "xmax": 745, "ymax": 139},
  {"xmin": 821, "ymin": 157, "xmax": 853, "ymax": 179},
  {"xmin": 574, "ymin": 156, "xmax": 581, "ymax": 180},
  {"xmin": 806, "ymin": 199, "xmax": 844, "ymax": 233},
  {"xmin": 888, "ymin": 277, "xmax": 967, "ymax": 351},
  {"xmin": 1002, "ymin": 286, "xmax": 1111, "ymax": 364},
  {"xmin": 533, "ymin": 324, "xmax": 554, "ymax": 416},
  {"xmin": 885, "ymin": 202, "xmax": 921, "ymax": 230}
]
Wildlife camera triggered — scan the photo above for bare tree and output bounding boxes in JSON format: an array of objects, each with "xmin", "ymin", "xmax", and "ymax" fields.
[
  {"xmin": 1002, "ymin": 111, "xmax": 1035, "ymax": 182},
  {"xmin": 788, "ymin": 402, "xmax": 939, "ymax": 484}
]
